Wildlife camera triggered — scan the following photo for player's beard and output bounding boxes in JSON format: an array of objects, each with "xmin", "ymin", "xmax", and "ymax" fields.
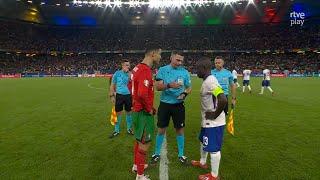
[{"xmin": 154, "ymin": 57, "xmax": 161, "ymax": 65}]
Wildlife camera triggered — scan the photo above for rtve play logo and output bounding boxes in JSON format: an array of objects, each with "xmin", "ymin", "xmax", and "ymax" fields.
[{"xmin": 290, "ymin": 11, "xmax": 305, "ymax": 27}]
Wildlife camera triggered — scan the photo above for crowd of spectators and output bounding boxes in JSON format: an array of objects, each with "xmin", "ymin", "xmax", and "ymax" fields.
[
  {"xmin": 1, "ymin": 52, "xmax": 319, "ymax": 75},
  {"xmin": 0, "ymin": 20, "xmax": 319, "ymax": 75},
  {"xmin": 0, "ymin": 20, "xmax": 319, "ymax": 52}
]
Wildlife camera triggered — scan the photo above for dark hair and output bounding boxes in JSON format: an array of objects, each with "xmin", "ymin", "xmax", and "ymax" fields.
[
  {"xmin": 215, "ymin": 56, "xmax": 224, "ymax": 61},
  {"xmin": 197, "ymin": 57, "xmax": 212, "ymax": 70},
  {"xmin": 121, "ymin": 59, "xmax": 129, "ymax": 64},
  {"xmin": 145, "ymin": 42, "xmax": 161, "ymax": 55},
  {"xmin": 171, "ymin": 50, "xmax": 183, "ymax": 56}
]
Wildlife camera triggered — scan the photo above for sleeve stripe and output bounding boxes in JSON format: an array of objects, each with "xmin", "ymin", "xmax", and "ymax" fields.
[{"xmin": 212, "ymin": 87, "xmax": 224, "ymax": 97}]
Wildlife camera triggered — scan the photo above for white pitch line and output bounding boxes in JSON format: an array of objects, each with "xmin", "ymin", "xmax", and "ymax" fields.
[
  {"xmin": 159, "ymin": 135, "xmax": 169, "ymax": 180},
  {"xmin": 87, "ymin": 83, "xmax": 108, "ymax": 90}
]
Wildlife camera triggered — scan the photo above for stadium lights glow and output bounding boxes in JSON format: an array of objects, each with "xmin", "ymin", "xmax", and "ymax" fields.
[
  {"xmin": 40, "ymin": 2, "xmax": 45, "ymax": 5},
  {"xmin": 148, "ymin": 0, "xmax": 204, "ymax": 8},
  {"xmin": 128, "ymin": 0, "xmax": 141, "ymax": 7},
  {"xmin": 94, "ymin": 0, "xmax": 103, "ymax": 6},
  {"xmin": 72, "ymin": 0, "xmax": 252, "ymax": 8},
  {"xmin": 114, "ymin": 0, "xmax": 123, "ymax": 7},
  {"xmin": 66, "ymin": 4, "xmax": 70, "ymax": 6},
  {"xmin": 215, "ymin": 0, "xmax": 239, "ymax": 3},
  {"xmin": 27, "ymin": 0, "xmax": 32, "ymax": 3},
  {"xmin": 56, "ymin": 3, "xmax": 61, "ymax": 6}
]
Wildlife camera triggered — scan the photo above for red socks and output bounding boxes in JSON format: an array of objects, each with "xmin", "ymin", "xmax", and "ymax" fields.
[
  {"xmin": 133, "ymin": 142, "xmax": 139, "ymax": 165},
  {"xmin": 134, "ymin": 141, "xmax": 147, "ymax": 175},
  {"xmin": 136, "ymin": 148, "xmax": 146, "ymax": 175}
]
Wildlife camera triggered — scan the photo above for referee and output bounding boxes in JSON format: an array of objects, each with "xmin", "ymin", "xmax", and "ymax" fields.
[
  {"xmin": 109, "ymin": 59, "xmax": 133, "ymax": 138},
  {"xmin": 211, "ymin": 56, "xmax": 237, "ymax": 115},
  {"xmin": 151, "ymin": 51, "xmax": 192, "ymax": 165}
]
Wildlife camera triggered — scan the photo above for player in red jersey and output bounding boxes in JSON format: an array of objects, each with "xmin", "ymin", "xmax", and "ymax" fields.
[{"xmin": 131, "ymin": 43, "xmax": 161, "ymax": 180}]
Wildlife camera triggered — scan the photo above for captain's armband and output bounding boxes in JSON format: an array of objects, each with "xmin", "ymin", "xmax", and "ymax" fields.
[{"xmin": 212, "ymin": 87, "xmax": 224, "ymax": 97}]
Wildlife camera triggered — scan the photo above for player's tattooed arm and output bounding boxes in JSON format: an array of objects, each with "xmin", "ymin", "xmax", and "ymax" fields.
[{"xmin": 205, "ymin": 93, "xmax": 227, "ymax": 120}]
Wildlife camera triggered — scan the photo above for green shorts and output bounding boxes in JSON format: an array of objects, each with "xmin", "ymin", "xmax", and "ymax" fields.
[{"xmin": 132, "ymin": 111, "xmax": 155, "ymax": 143}]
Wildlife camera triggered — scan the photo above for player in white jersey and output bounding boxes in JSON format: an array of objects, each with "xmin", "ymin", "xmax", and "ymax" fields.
[
  {"xmin": 191, "ymin": 57, "xmax": 228, "ymax": 180},
  {"xmin": 242, "ymin": 69, "xmax": 252, "ymax": 93},
  {"xmin": 232, "ymin": 69, "xmax": 240, "ymax": 88},
  {"xmin": 259, "ymin": 69, "xmax": 274, "ymax": 95}
]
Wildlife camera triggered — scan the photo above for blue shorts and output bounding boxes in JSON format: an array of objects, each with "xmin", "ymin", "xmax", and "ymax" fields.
[
  {"xmin": 243, "ymin": 80, "xmax": 250, "ymax": 86},
  {"xmin": 262, "ymin": 80, "xmax": 270, "ymax": 87},
  {"xmin": 198, "ymin": 126, "xmax": 225, "ymax": 152},
  {"xmin": 233, "ymin": 79, "xmax": 238, "ymax": 83}
]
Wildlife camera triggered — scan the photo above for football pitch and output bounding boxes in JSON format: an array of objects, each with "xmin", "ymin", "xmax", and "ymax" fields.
[{"xmin": 0, "ymin": 77, "xmax": 319, "ymax": 180}]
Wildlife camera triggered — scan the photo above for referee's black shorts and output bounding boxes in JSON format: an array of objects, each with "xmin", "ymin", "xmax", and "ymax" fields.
[
  {"xmin": 115, "ymin": 93, "xmax": 132, "ymax": 112},
  {"xmin": 157, "ymin": 102, "xmax": 185, "ymax": 129}
]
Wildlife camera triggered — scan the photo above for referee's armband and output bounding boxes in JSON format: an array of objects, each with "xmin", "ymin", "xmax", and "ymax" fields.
[
  {"xmin": 155, "ymin": 78, "xmax": 163, "ymax": 81},
  {"xmin": 212, "ymin": 87, "xmax": 224, "ymax": 97}
]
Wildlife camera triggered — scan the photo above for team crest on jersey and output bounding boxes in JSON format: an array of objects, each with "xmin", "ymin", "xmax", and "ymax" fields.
[
  {"xmin": 144, "ymin": 80, "xmax": 149, "ymax": 87},
  {"xmin": 133, "ymin": 67, "xmax": 138, "ymax": 72}
]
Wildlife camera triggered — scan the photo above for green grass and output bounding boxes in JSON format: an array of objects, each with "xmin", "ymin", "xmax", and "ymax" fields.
[{"xmin": 0, "ymin": 77, "xmax": 319, "ymax": 179}]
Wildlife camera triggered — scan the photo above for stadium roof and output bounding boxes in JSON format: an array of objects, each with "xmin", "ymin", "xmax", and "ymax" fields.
[{"xmin": 0, "ymin": 0, "xmax": 319, "ymax": 26}]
